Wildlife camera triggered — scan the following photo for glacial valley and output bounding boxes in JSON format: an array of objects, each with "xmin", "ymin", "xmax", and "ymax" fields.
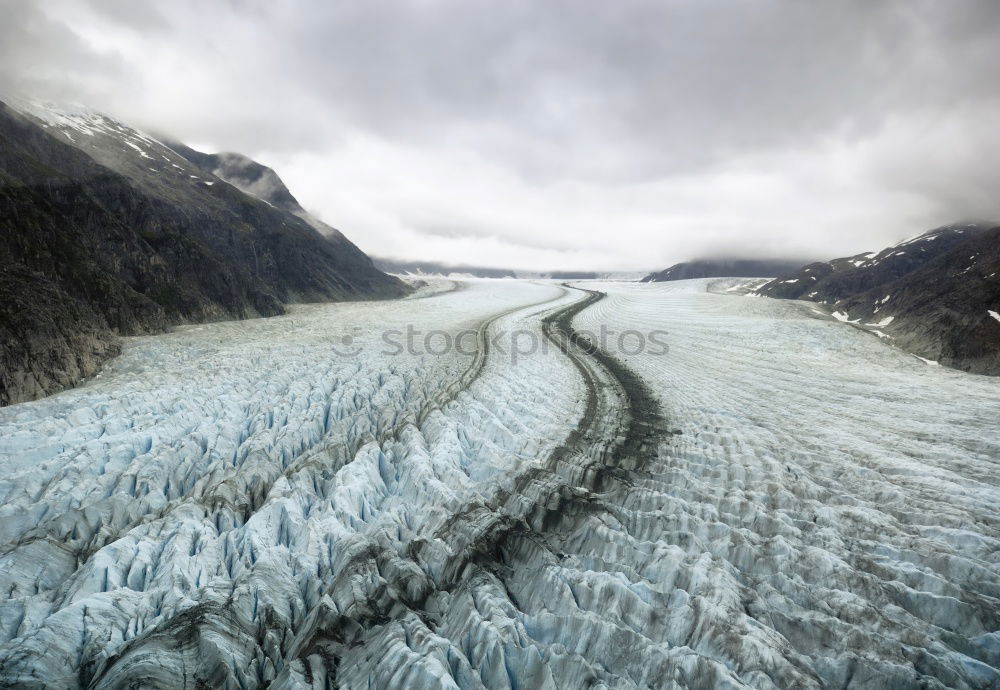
[{"xmin": 0, "ymin": 278, "xmax": 998, "ymax": 689}]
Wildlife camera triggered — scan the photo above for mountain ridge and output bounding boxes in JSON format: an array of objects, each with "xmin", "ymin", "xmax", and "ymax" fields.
[
  {"xmin": 0, "ymin": 99, "xmax": 407, "ymax": 405},
  {"xmin": 162, "ymin": 141, "xmax": 349, "ymax": 241},
  {"xmin": 641, "ymin": 258, "xmax": 813, "ymax": 282},
  {"xmin": 755, "ymin": 223, "xmax": 1000, "ymax": 374}
]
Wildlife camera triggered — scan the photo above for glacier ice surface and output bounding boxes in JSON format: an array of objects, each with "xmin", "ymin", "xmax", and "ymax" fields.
[{"xmin": 1, "ymin": 277, "xmax": 998, "ymax": 689}]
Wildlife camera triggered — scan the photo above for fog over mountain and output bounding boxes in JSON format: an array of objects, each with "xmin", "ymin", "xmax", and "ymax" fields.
[{"xmin": 2, "ymin": 0, "xmax": 999, "ymax": 270}]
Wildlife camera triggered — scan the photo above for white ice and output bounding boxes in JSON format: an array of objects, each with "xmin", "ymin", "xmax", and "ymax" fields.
[{"xmin": 1, "ymin": 278, "xmax": 998, "ymax": 688}]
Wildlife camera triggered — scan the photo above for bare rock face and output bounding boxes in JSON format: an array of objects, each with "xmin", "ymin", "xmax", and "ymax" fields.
[
  {"xmin": 0, "ymin": 100, "xmax": 408, "ymax": 405},
  {"xmin": 755, "ymin": 223, "xmax": 1000, "ymax": 374},
  {"xmin": 0, "ymin": 266, "xmax": 121, "ymax": 405}
]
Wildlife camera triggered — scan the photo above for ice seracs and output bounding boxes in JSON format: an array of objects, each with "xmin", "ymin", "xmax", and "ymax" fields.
[{"xmin": 1, "ymin": 278, "xmax": 998, "ymax": 688}]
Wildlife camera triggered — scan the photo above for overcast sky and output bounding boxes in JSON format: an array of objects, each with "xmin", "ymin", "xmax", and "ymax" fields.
[{"xmin": 2, "ymin": 0, "xmax": 999, "ymax": 270}]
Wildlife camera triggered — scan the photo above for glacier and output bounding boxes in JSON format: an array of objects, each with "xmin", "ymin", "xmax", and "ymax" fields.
[{"xmin": 0, "ymin": 278, "xmax": 998, "ymax": 688}]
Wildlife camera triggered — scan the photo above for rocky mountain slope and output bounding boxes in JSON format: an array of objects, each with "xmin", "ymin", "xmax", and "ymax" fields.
[
  {"xmin": 755, "ymin": 223, "xmax": 1000, "ymax": 374},
  {"xmin": 641, "ymin": 258, "xmax": 811, "ymax": 282},
  {"xmin": 0, "ymin": 100, "xmax": 407, "ymax": 405},
  {"xmin": 164, "ymin": 141, "xmax": 348, "ymax": 241}
]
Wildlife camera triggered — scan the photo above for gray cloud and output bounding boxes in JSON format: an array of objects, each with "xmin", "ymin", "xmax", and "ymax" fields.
[{"xmin": 2, "ymin": 0, "xmax": 998, "ymax": 270}]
